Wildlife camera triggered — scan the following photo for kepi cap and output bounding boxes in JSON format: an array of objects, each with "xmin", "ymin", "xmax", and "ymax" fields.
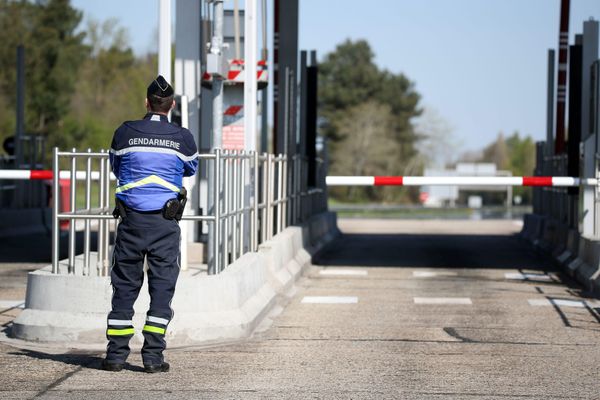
[{"xmin": 147, "ymin": 75, "xmax": 174, "ymax": 98}]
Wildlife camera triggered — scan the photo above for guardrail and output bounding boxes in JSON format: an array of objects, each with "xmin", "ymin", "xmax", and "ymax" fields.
[{"xmin": 37, "ymin": 147, "xmax": 327, "ymax": 276}]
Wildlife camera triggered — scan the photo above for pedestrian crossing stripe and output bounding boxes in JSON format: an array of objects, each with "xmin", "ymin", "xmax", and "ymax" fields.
[
  {"xmin": 412, "ymin": 271, "xmax": 458, "ymax": 278},
  {"xmin": 414, "ymin": 297, "xmax": 472, "ymax": 305},
  {"xmin": 319, "ymin": 270, "xmax": 368, "ymax": 276},
  {"xmin": 505, "ymin": 272, "xmax": 552, "ymax": 281},
  {"xmin": 301, "ymin": 296, "xmax": 358, "ymax": 304}
]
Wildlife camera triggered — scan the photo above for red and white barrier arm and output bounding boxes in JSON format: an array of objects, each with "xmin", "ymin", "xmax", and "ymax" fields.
[
  {"xmin": 0, "ymin": 170, "xmax": 116, "ymax": 180},
  {"xmin": 326, "ymin": 176, "xmax": 599, "ymax": 187}
]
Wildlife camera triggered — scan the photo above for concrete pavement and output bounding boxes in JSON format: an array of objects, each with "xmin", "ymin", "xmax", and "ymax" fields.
[{"xmin": 1, "ymin": 219, "xmax": 600, "ymax": 399}]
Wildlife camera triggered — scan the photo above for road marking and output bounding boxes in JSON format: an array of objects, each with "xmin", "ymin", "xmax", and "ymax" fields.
[
  {"xmin": 505, "ymin": 272, "xmax": 553, "ymax": 281},
  {"xmin": 301, "ymin": 296, "xmax": 358, "ymax": 304},
  {"xmin": 513, "ymin": 220, "xmax": 524, "ymax": 228},
  {"xmin": 414, "ymin": 297, "xmax": 472, "ymax": 305},
  {"xmin": 0, "ymin": 300, "xmax": 25, "ymax": 309},
  {"xmin": 319, "ymin": 269, "xmax": 368, "ymax": 276},
  {"xmin": 528, "ymin": 299, "xmax": 598, "ymax": 308},
  {"xmin": 413, "ymin": 271, "xmax": 458, "ymax": 278}
]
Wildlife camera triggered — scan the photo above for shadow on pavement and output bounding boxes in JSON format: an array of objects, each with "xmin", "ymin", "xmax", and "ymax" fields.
[
  {"xmin": 313, "ymin": 233, "xmax": 553, "ymax": 270},
  {"xmin": 0, "ymin": 231, "xmax": 105, "ymax": 263},
  {"xmin": 8, "ymin": 349, "xmax": 146, "ymax": 372},
  {"xmin": 9, "ymin": 349, "xmax": 103, "ymax": 369}
]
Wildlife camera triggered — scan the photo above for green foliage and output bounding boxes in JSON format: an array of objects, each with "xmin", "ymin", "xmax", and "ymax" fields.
[
  {"xmin": 0, "ymin": 1, "xmax": 156, "ymax": 164},
  {"xmin": 479, "ymin": 131, "xmax": 536, "ymax": 203},
  {"xmin": 319, "ymin": 39, "xmax": 422, "ymax": 203}
]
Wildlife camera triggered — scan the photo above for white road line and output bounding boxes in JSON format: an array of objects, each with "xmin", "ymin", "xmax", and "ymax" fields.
[
  {"xmin": 513, "ymin": 220, "xmax": 524, "ymax": 228},
  {"xmin": 528, "ymin": 299, "xmax": 598, "ymax": 308},
  {"xmin": 319, "ymin": 269, "xmax": 368, "ymax": 276},
  {"xmin": 0, "ymin": 300, "xmax": 25, "ymax": 309},
  {"xmin": 505, "ymin": 272, "xmax": 553, "ymax": 281},
  {"xmin": 301, "ymin": 296, "xmax": 358, "ymax": 304},
  {"xmin": 412, "ymin": 271, "xmax": 458, "ymax": 278},
  {"xmin": 414, "ymin": 297, "xmax": 472, "ymax": 305}
]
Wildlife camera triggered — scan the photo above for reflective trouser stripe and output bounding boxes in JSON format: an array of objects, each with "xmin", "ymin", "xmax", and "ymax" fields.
[
  {"xmin": 147, "ymin": 316, "xmax": 169, "ymax": 325},
  {"xmin": 108, "ymin": 319, "xmax": 133, "ymax": 326},
  {"xmin": 143, "ymin": 325, "xmax": 166, "ymax": 335},
  {"xmin": 107, "ymin": 328, "xmax": 135, "ymax": 336},
  {"xmin": 116, "ymin": 174, "xmax": 180, "ymax": 194}
]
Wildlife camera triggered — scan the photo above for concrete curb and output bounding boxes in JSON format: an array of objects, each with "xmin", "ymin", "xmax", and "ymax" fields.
[
  {"xmin": 10, "ymin": 211, "xmax": 340, "ymax": 347},
  {"xmin": 521, "ymin": 213, "xmax": 600, "ymax": 294}
]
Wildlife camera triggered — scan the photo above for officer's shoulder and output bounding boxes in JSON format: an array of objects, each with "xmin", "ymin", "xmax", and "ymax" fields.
[{"xmin": 177, "ymin": 127, "xmax": 198, "ymax": 152}]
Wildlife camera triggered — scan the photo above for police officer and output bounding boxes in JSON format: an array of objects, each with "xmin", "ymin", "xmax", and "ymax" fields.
[{"xmin": 102, "ymin": 75, "xmax": 198, "ymax": 373}]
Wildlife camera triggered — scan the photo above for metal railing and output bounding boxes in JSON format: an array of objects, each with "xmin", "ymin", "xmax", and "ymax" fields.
[{"xmin": 51, "ymin": 147, "xmax": 327, "ymax": 276}]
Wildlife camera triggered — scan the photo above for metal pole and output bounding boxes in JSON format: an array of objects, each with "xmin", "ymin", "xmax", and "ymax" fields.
[
  {"xmin": 233, "ymin": 0, "xmax": 241, "ymax": 61},
  {"xmin": 83, "ymin": 149, "xmax": 92, "ymax": 275},
  {"xmin": 252, "ymin": 151, "xmax": 259, "ymax": 250},
  {"xmin": 260, "ymin": 0, "xmax": 268, "ymax": 153},
  {"xmin": 244, "ymin": 0, "xmax": 258, "ymax": 153},
  {"xmin": 546, "ymin": 49, "xmax": 555, "ymax": 157},
  {"xmin": 282, "ymin": 155, "xmax": 288, "ymax": 229},
  {"xmin": 51, "ymin": 148, "xmax": 59, "ymax": 274},
  {"xmin": 213, "ymin": 149, "xmax": 221, "ymax": 274},
  {"xmin": 276, "ymin": 156, "xmax": 283, "ymax": 234},
  {"xmin": 103, "ymin": 154, "xmax": 111, "ymax": 276},
  {"xmin": 158, "ymin": 0, "xmax": 172, "ymax": 83},
  {"xmin": 68, "ymin": 149, "xmax": 77, "ymax": 274},
  {"xmin": 208, "ymin": 0, "xmax": 225, "ymax": 275},
  {"xmin": 272, "ymin": 0, "xmax": 280, "ymax": 153},
  {"xmin": 211, "ymin": 0, "xmax": 224, "ymax": 149},
  {"xmin": 98, "ymin": 150, "xmax": 105, "ymax": 275},
  {"xmin": 554, "ymin": 0, "xmax": 570, "ymax": 154},
  {"xmin": 222, "ymin": 152, "xmax": 229, "ymax": 270},
  {"xmin": 268, "ymin": 154, "xmax": 274, "ymax": 239},
  {"xmin": 15, "ymin": 45, "xmax": 25, "ymax": 169},
  {"xmin": 236, "ymin": 151, "xmax": 247, "ymax": 257}
]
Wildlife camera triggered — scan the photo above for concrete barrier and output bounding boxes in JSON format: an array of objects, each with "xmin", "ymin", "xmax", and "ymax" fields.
[
  {"xmin": 10, "ymin": 211, "xmax": 340, "ymax": 346},
  {"xmin": 521, "ymin": 213, "xmax": 600, "ymax": 295}
]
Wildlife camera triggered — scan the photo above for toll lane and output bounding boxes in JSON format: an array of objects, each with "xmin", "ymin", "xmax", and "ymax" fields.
[{"xmin": 1, "ymin": 219, "xmax": 599, "ymax": 399}]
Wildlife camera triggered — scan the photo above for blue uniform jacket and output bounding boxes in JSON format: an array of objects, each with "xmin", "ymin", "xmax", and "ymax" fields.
[{"xmin": 109, "ymin": 113, "xmax": 198, "ymax": 211}]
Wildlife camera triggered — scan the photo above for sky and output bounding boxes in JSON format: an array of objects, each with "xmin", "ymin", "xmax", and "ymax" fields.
[{"xmin": 71, "ymin": 0, "xmax": 600, "ymax": 152}]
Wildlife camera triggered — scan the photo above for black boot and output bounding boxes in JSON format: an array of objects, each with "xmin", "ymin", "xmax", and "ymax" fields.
[
  {"xmin": 144, "ymin": 362, "xmax": 170, "ymax": 373},
  {"xmin": 102, "ymin": 359, "xmax": 124, "ymax": 372}
]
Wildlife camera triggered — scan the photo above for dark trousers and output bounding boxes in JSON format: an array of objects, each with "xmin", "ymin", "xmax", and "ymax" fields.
[{"xmin": 105, "ymin": 210, "xmax": 180, "ymax": 366}]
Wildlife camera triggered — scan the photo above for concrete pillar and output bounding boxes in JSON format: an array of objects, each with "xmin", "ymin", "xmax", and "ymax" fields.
[
  {"xmin": 175, "ymin": 0, "xmax": 203, "ymax": 242},
  {"xmin": 581, "ymin": 20, "xmax": 599, "ymax": 237},
  {"xmin": 274, "ymin": 0, "xmax": 298, "ymax": 155}
]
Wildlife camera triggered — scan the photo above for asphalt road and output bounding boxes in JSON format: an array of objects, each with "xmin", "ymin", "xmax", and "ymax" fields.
[{"xmin": 1, "ymin": 219, "xmax": 599, "ymax": 399}]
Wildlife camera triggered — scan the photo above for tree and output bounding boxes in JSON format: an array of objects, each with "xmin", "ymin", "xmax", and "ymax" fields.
[
  {"xmin": 414, "ymin": 107, "xmax": 457, "ymax": 170},
  {"xmin": 318, "ymin": 39, "xmax": 382, "ymax": 142},
  {"xmin": 318, "ymin": 39, "xmax": 422, "ymax": 203},
  {"xmin": 62, "ymin": 18, "xmax": 154, "ymax": 150},
  {"xmin": 481, "ymin": 132, "xmax": 509, "ymax": 170},
  {"xmin": 0, "ymin": 0, "xmax": 88, "ymax": 146},
  {"xmin": 477, "ymin": 131, "xmax": 536, "ymax": 204}
]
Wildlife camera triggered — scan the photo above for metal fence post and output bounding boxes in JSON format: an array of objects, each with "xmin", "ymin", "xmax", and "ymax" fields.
[
  {"xmin": 51, "ymin": 147, "xmax": 60, "ymax": 274},
  {"xmin": 223, "ymin": 151, "xmax": 230, "ymax": 269},
  {"xmin": 213, "ymin": 148, "xmax": 221, "ymax": 273},
  {"xmin": 97, "ymin": 150, "xmax": 105, "ymax": 276},
  {"xmin": 68, "ymin": 148, "xmax": 77, "ymax": 274},
  {"xmin": 238, "ymin": 151, "xmax": 245, "ymax": 257},
  {"xmin": 83, "ymin": 149, "xmax": 92, "ymax": 276},
  {"xmin": 267, "ymin": 154, "xmax": 274, "ymax": 239},
  {"xmin": 252, "ymin": 151, "xmax": 259, "ymax": 251}
]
